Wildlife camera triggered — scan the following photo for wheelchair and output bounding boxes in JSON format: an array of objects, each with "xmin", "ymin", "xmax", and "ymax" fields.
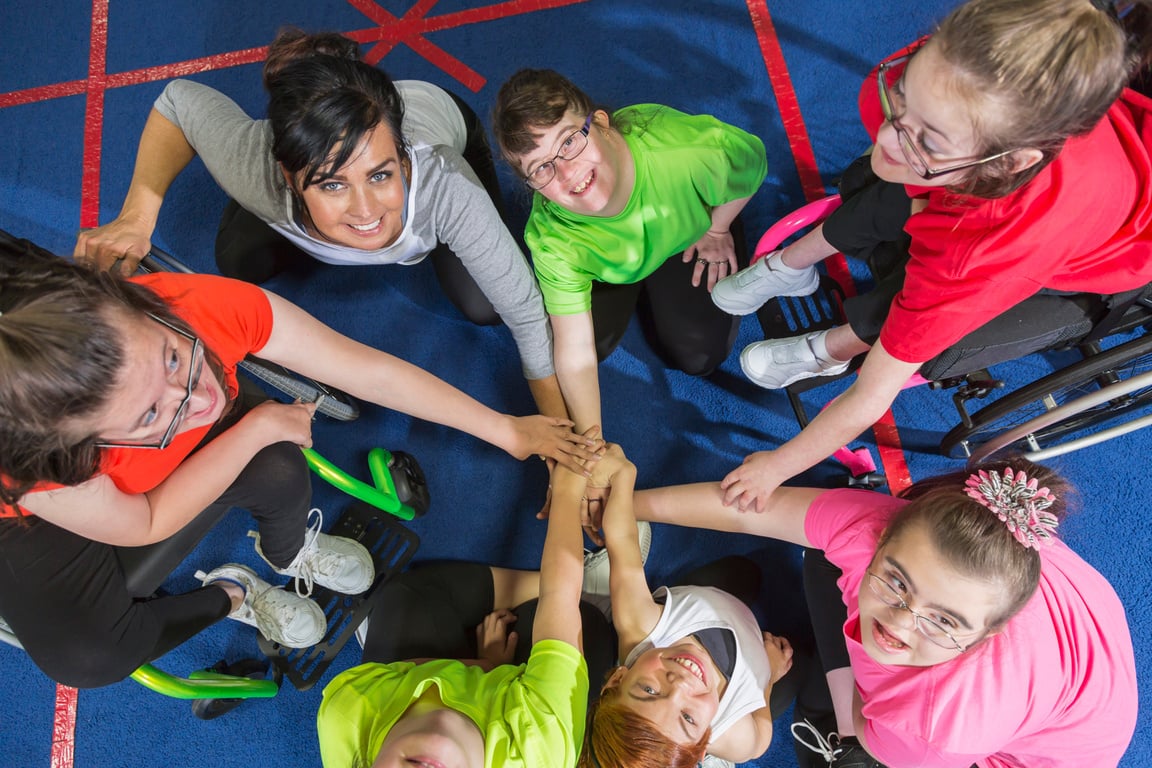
[
  {"xmin": 0, "ymin": 232, "xmax": 429, "ymax": 716},
  {"xmin": 751, "ymin": 195, "xmax": 1152, "ymax": 477}
]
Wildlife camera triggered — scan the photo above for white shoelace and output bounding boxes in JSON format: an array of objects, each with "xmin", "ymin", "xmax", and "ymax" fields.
[
  {"xmin": 285, "ymin": 508, "xmax": 329, "ymax": 598},
  {"xmin": 791, "ymin": 719, "xmax": 839, "ymax": 764}
]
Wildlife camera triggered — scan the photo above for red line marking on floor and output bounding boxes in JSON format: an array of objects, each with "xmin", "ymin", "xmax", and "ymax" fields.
[
  {"xmin": 79, "ymin": 0, "xmax": 110, "ymax": 229},
  {"xmin": 50, "ymin": 684, "xmax": 78, "ymax": 768},
  {"xmin": 746, "ymin": 0, "xmax": 911, "ymax": 491}
]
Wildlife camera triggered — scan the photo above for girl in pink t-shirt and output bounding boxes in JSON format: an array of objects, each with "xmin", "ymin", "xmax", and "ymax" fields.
[{"xmin": 633, "ymin": 460, "xmax": 1138, "ymax": 768}]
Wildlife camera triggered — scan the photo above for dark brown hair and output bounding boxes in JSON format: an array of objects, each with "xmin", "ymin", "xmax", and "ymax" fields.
[{"xmin": 0, "ymin": 236, "xmax": 221, "ymax": 515}]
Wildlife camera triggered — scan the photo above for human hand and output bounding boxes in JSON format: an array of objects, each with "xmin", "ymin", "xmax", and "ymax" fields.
[
  {"xmin": 719, "ymin": 451, "xmax": 787, "ymax": 513},
  {"xmin": 476, "ymin": 609, "xmax": 518, "ymax": 668},
  {"xmin": 762, "ymin": 632, "xmax": 794, "ymax": 684},
  {"xmin": 74, "ymin": 216, "xmax": 155, "ymax": 276},
  {"xmin": 682, "ymin": 229, "xmax": 737, "ymax": 291},
  {"xmin": 509, "ymin": 415, "xmax": 604, "ymax": 476},
  {"xmin": 239, "ymin": 399, "xmax": 317, "ymax": 448}
]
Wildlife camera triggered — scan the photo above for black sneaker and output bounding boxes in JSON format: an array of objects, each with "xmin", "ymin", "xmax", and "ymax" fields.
[{"xmin": 791, "ymin": 720, "xmax": 886, "ymax": 768}]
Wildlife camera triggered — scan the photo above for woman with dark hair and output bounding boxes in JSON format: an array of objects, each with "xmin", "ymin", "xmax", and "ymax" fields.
[
  {"xmin": 74, "ymin": 29, "xmax": 567, "ymax": 418},
  {"xmin": 710, "ymin": 0, "xmax": 1152, "ymax": 513},
  {"xmin": 633, "ymin": 459, "xmax": 1138, "ymax": 768},
  {"xmin": 0, "ymin": 236, "xmax": 598, "ymax": 689}
]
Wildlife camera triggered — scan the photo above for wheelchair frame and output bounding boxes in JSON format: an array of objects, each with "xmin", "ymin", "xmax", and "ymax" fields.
[{"xmin": 753, "ymin": 195, "xmax": 1152, "ymax": 470}]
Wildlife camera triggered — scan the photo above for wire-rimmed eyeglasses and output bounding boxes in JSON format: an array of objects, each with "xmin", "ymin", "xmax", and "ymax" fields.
[
  {"xmin": 96, "ymin": 314, "xmax": 204, "ymax": 450},
  {"xmin": 524, "ymin": 113, "xmax": 594, "ymax": 190}
]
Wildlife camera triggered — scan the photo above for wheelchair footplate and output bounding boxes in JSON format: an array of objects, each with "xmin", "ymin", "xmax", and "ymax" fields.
[
  {"xmin": 258, "ymin": 502, "xmax": 420, "ymax": 690},
  {"xmin": 755, "ymin": 275, "xmax": 862, "ymax": 426}
]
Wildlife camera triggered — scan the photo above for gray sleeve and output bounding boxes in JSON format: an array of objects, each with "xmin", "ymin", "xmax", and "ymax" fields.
[
  {"xmin": 419, "ymin": 148, "xmax": 555, "ymax": 380},
  {"xmin": 154, "ymin": 80, "xmax": 288, "ymax": 225}
]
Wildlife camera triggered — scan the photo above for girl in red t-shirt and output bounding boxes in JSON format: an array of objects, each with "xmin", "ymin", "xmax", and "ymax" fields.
[
  {"xmin": 712, "ymin": 0, "xmax": 1152, "ymax": 512},
  {"xmin": 0, "ymin": 237, "xmax": 599, "ymax": 688}
]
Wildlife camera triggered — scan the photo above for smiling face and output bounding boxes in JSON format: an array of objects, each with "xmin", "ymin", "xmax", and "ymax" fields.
[
  {"xmin": 608, "ymin": 638, "xmax": 723, "ymax": 746},
  {"xmin": 291, "ymin": 122, "xmax": 409, "ymax": 251},
  {"xmin": 88, "ymin": 312, "xmax": 226, "ymax": 446},
  {"xmin": 857, "ymin": 521, "xmax": 1002, "ymax": 667},
  {"xmin": 514, "ymin": 109, "xmax": 634, "ymax": 218},
  {"xmin": 870, "ymin": 42, "xmax": 1000, "ymax": 188}
]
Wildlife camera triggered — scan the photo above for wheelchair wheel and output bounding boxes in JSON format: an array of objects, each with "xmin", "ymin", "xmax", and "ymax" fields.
[
  {"xmin": 940, "ymin": 333, "xmax": 1152, "ymax": 462},
  {"xmin": 239, "ymin": 357, "xmax": 360, "ymax": 421}
]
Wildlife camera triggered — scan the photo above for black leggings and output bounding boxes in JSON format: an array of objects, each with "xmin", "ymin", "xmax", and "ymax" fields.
[
  {"xmin": 359, "ymin": 561, "xmax": 619, "ymax": 703},
  {"xmin": 0, "ymin": 382, "xmax": 311, "ymax": 688},
  {"xmin": 214, "ymin": 92, "xmax": 508, "ymax": 327},
  {"xmin": 590, "ymin": 216, "xmax": 747, "ymax": 376}
]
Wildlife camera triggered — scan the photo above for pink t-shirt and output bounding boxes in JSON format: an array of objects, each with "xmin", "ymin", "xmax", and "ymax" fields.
[{"xmin": 805, "ymin": 489, "xmax": 1138, "ymax": 768}]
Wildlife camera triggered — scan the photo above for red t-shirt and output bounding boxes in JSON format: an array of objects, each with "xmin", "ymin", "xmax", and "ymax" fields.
[
  {"xmin": 9, "ymin": 273, "xmax": 274, "ymax": 516},
  {"xmin": 857, "ymin": 56, "xmax": 1152, "ymax": 363}
]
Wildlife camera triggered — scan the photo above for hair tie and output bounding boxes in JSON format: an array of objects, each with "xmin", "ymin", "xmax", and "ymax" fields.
[{"xmin": 964, "ymin": 468, "xmax": 1059, "ymax": 550}]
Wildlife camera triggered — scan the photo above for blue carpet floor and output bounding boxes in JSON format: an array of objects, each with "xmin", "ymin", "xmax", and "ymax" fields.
[{"xmin": 0, "ymin": 2, "xmax": 1147, "ymax": 766}]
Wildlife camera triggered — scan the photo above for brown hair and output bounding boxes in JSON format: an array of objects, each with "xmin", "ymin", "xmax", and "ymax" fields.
[
  {"xmin": 262, "ymin": 27, "xmax": 361, "ymax": 89},
  {"xmin": 578, "ymin": 681, "xmax": 710, "ymax": 768},
  {"xmin": 883, "ymin": 457, "xmax": 1071, "ymax": 628},
  {"xmin": 0, "ymin": 235, "xmax": 226, "ymax": 515},
  {"xmin": 492, "ymin": 68, "xmax": 603, "ymax": 163},
  {"xmin": 929, "ymin": 0, "xmax": 1142, "ymax": 198}
]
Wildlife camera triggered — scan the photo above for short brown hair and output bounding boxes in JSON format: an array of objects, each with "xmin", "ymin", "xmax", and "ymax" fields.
[{"xmin": 492, "ymin": 68, "xmax": 598, "ymax": 161}]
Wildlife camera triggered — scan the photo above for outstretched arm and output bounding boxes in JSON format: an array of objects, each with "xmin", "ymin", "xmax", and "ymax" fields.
[
  {"xmin": 258, "ymin": 291, "xmax": 602, "ymax": 473},
  {"xmin": 532, "ymin": 464, "xmax": 588, "ymax": 649},
  {"xmin": 550, "ymin": 311, "xmax": 603, "ymax": 435},
  {"xmin": 633, "ymin": 482, "xmax": 819, "ymax": 548},
  {"xmin": 74, "ymin": 109, "xmax": 195, "ymax": 275},
  {"xmin": 592, "ymin": 447, "xmax": 663, "ymax": 654},
  {"xmin": 721, "ymin": 341, "xmax": 921, "ymax": 512}
]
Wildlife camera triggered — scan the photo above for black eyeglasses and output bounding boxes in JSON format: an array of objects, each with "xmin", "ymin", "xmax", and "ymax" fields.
[
  {"xmin": 876, "ymin": 53, "xmax": 1016, "ymax": 180},
  {"xmin": 97, "ymin": 314, "xmax": 204, "ymax": 450},
  {"xmin": 866, "ymin": 571, "xmax": 973, "ymax": 652},
  {"xmin": 524, "ymin": 113, "xmax": 594, "ymax": 190}
]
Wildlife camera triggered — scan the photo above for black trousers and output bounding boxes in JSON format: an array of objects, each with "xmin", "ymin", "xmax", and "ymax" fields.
[
  {"xmin": 0, "ymin": 381, "xmax": 311, "ymax": 688},
  {"xmin": 590, "ymin": 216, "xmax": 747, "ymax": 376},
  {"xmin": 214, "ymin": 92, "xmax": 509, "ymax": 327},
  {"xmin": 359, "ymin": 560, "xmax": 619, "ymax": 704}
]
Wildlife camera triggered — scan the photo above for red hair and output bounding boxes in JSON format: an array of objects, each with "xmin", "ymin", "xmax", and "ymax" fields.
[{"xmin": 578, "ymin": 685, "xmax": 709, "ymax": 768}]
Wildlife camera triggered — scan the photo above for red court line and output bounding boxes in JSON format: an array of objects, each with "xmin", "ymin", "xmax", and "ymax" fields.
[
  {"xmin": 79, "ymin": 0, "xmax": 110, "ymax": 229},
  {"xmin": 745, "ymin": 0, "xmax": 912, "ymax": 493},
  {"xmin": 50, "ymin": 684, "xmax": 77, "ymax": 768}
]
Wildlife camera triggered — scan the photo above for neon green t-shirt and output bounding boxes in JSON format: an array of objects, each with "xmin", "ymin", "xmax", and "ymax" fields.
[
  {"xmin": 317, "ymin": 639, "xmax": 588, "ymax": 768},
  {"xmin": 525, "ymin": 103, "xmax": 767, "ymax": 315}
]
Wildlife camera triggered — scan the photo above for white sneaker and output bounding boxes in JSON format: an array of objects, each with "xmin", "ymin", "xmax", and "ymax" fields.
[
  {"xmin": 250, "ymin": 508, "xmax": 375, "ymax": 597},
  {"xmin": 582, "ymin": 520, "xmax": 652, "ymax": 598},
  {"xmin": 740, "ymin": 330, "xmax": 850, "ymax": 389},
  {"xmin": 196, "ymin": 563, "xmax": 326, "ymax": 649},
  {"xmin": 712, "ymin": 250, "xmax": 819, "ymax": 315}
]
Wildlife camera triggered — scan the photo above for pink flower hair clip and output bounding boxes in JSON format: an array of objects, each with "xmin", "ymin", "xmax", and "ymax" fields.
[{"xmin": 964, "ymin": 467, "xmax": 1059, "ymax": 550}]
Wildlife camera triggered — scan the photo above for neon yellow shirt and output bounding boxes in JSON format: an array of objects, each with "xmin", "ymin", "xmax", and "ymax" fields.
[
  {"xmin": 317, "ymin": 639, "xmax": 588, "ymax": 768},
  {"xmin": 525, "ymin": 103, "xmax": 767, "ymax": 315}
]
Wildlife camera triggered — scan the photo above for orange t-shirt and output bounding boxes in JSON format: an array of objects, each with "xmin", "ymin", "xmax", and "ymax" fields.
[{"xmin": 8, "ymin": 272, "xmax": 274, "ymax": 516}]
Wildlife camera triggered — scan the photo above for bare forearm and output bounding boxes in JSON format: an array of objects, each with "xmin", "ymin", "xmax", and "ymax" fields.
[
  {"xmin": 709, "ymin": 194, "xmax": 753, "ymax": 233},
  {"xmin": 119, "ymin": 109, "xmax": 197, "ymax": 228},
  {"xmin": 528, "ymin": 374, "xmax": 569, "ymax": 420},
  {"xmin": 555, "ymin": 356, "xmax": 601, "ymax": 435}
]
